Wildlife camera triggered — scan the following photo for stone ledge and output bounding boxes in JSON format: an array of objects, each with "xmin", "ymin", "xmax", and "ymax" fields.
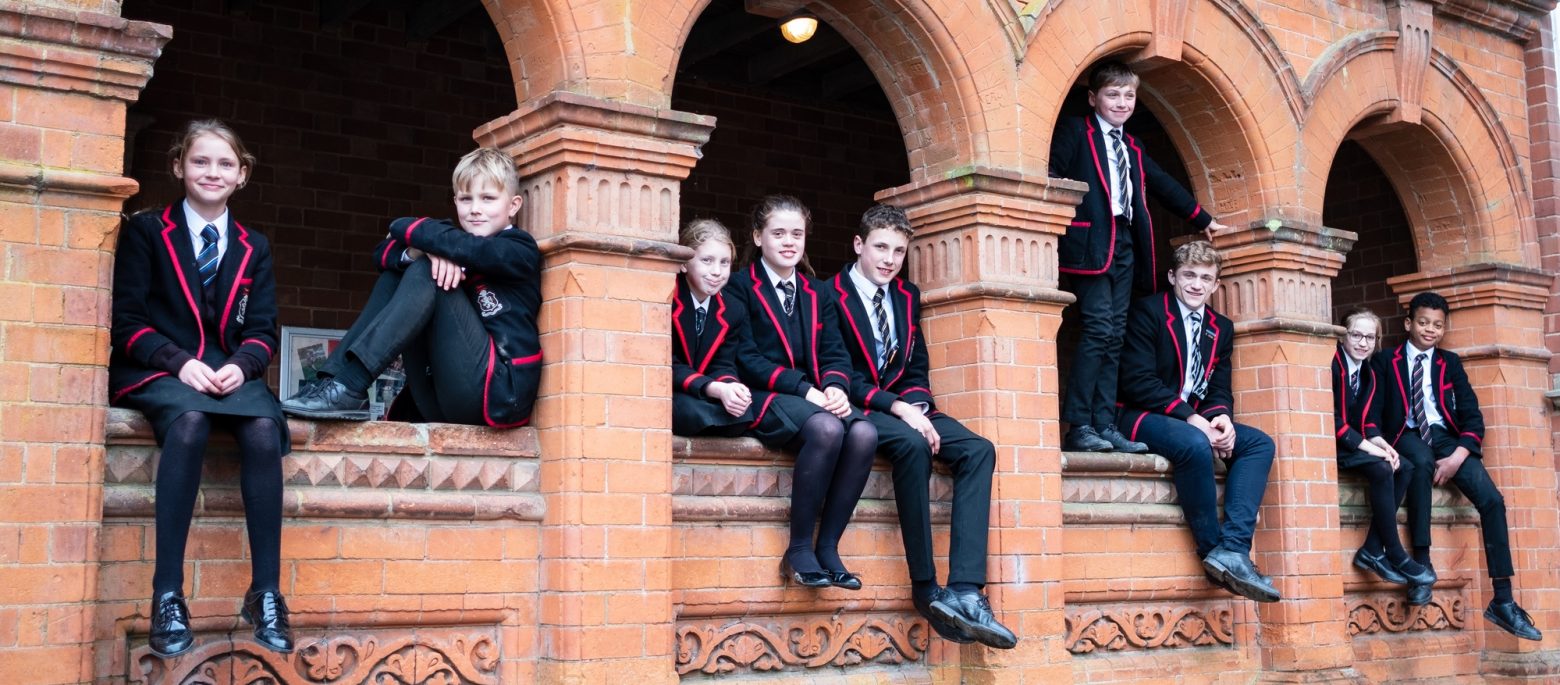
[{"xmin": 104, "ymin": 408, "xmax": 544, "ymax": 521}]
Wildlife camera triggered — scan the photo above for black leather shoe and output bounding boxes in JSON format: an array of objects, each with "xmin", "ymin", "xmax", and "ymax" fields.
[
  {"xmin": 1406, "ymin": 582, "xmax": 1433, "ymax": 606},
  {"xmin": 1485, "ymin": 599, "xmax": 1543, "ymax": 641},
  {"xmin": 928, "ymin": 590, "xmax": 1018, "ymax": 649},
  {"xmin": 779, "ymin": 558, "xmax": 831, "ymax": 588},
  {"xmin": 1203, "ymin": 548, "xmax": 1281, "ymax": 603},
  {"xmin": 914, "ymin": 588, "xmax": 974, "ymax": 644},
  {"xmin": 1390, "ymin": 557, "xmax": 1436, "ymax": 587},
  {"xmin": 149, "ymin": 591, "xmax": 194, "ymax": 657},
  {"xmin": 826, "ymin": 569, "xmax": 862, "ymax": 591},
  {"xmin": 241, "ymin": 589, "xmax": 294, "ymax": 654},
  {"xmin": 1353, "ymin": 547, "xmax": 1408, "ymax": 585},
  {"xmin": 1064, "ymin": 426, "xmax": 1113, "ymax": 452},
  {"xmin": 1098, "ymin": 426, "xmax": 1149, "ymax": 453},
  {"xmin": 281, "ymin": 379, "xmax": 371, "ymax": 421}
]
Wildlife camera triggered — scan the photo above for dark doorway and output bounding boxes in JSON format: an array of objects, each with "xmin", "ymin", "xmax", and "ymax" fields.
[
  {"xmin": 673, "ymin": 0, "xmax": 910, "ymax": 275},
  {"xmin": 1325, "ymin": 140, "xmax": 1418, "ymax": 347},
  {"xmin": 121, "ymin": 0, "xmax": 515, "ymax": 331}
]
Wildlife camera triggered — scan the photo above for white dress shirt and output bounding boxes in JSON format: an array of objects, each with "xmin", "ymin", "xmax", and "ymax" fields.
[
  {"xmin": 1405, "ymin": 342, "xmax": 1445, "ymax": 428},
  {"xmin": 1096, "ymin": 114, "xmax": 1133, "ymax": 218},
  {"xmin": 1177, "ymin": 299, "xmax": 1207, "ymax": 401},
  {"xmin": 183, "ymin": 200, "xmax": 229, "ymax": 264}
]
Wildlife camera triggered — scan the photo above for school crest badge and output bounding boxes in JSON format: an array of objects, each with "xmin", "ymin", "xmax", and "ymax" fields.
[
  {"xmin": 477, "ymin": 287, "xmax": 503, "ymax": 318},
  {"xmin": 236, "ymin": 292, "xmax": 249, "ymax": 324}
]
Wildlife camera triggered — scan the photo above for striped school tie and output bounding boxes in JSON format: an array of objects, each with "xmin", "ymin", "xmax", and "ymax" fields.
[
  {"xmin": 1411, "ymin": 353, "xmax": 1431, "ymax": 440},
  {"xmin": 872, "ymin": 287, "xmax": 895, "ymax": 371},
  {"xmin": 197, "ymin": 224, "xmax": 220, "ymax": 287},
  {"xmin": 778, "ymin": 280, "xmax": 795, "ymax": 316},
  {"xmin": 1109, "ymin": 128, "xmax": 1133, "ymax": 222},
  {"xmin": 1349, "ymin": 368, "xmax": 1360, "ymax": 396},
  {"xmin": 1187, "ymin": 311, "xmax": 1206, "ymax": 398}
]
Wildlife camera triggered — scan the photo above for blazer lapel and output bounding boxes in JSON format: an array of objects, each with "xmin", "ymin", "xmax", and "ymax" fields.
[
  {"xmin": 672, "ymin": 284, "xmax": 693, "ymax": 367},
  {"xmin": 749, "ymin": 264, "xmax": 796, "ymax": 368},
  {"xmin": 833, "ymin": 274, "xmax": 879, "ymax": 385},
  {"xmin": 157, "ymin": 203, "xmax": 206, "ymax": 329},
  {"xmin": 1161, "ymin": 294, "xmax": 1186, "ymax": 384},
  {"xmin": 798, "ymin": 275, "xmax": 819, "ymax": 376},
  {"xmin": 214, "ymin": 220, "xmax": 255, "ymax": 346},
  {"xmin": 1199, "ymin": 311, "xmax": 1219, "ymax": 382},
  {"xmin": 886, "ymin": 278, "xmax": 915, "ymax": 382},
  {"xmin": 1086, "ymin": 117, "xmax": 1113, "ymax": 211}
]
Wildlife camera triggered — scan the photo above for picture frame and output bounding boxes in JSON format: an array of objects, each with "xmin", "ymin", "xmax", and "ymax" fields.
[{"xmin": 279, "ymin": 325, "xmax": 407, "ymax": 420}]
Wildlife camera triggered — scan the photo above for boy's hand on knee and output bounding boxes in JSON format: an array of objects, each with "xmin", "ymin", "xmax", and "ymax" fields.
[
  {"xmin": 892, "ymin": 401, "xmax": 941, "ymax": 455},
  {"xmin": 1433, "ymin": 449, "xmax": 1469, "ymax": 485}
]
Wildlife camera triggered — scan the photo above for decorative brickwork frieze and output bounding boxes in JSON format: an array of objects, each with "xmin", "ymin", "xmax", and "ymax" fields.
[
  {"xmin": 674, "ymin": 613, "xmax": 930, "ymax": 676},
  {"xmin": 1065, "ymin": 602, "xmax": 1235, "ymax": 654}
]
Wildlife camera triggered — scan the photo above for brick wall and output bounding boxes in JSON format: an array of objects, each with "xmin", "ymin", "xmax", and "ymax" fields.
[
  {"xmin": 120, "ymin": 0, "xmax": 517, "ymax": 332},
  {"xmin": 1326, "ymin": 140, "xmax": 1418, "ymax": 343},
  {"xmin": 673, "ymin": 79, "xmax": 909, "ymax": 274}
]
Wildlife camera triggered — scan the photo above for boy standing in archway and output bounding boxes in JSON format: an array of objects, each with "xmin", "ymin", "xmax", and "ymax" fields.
[{"xmin": 1049, "ymin": 61, "xmax": 1228, "ymax": 454}]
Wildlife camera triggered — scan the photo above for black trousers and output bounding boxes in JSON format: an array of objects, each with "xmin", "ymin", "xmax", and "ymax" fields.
[
  {"xmin": 323, "ymin": 260, "xmax": 490, "ymax": 424},
  {"xmin": 869, "ymin": 411, "xmax": 995, "ymax": 586},
  {"xmin": 1399, "ymin": 425, "xmax": 1513, "ymax": 578},
  {"xmin": 1061, "ymin": 219, "xmax": 1133, "ymax": 428}
]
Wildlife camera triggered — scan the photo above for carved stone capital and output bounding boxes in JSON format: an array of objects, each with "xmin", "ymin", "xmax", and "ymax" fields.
[
  {"xmin": 1386, "ymin": 263, "xmax": 1553, "ymax": 312},
  {"xmin": 474, "ymin": 92, "xmax": 716, "ymax": 242},
  {"xmin": 0, "ymin": 6, "xmax": 170, "ymax": 102},
  {"xmin": 877, "ymin": 169, "xmax": 1085, "ymax": 293},
  {"xmin": 1210, "ymin": 220, "xmax": 1356, "ymax": 325},
  {"xmin": 1387, "ymin": 0, "xmax": 1434, "ymax": 124}
]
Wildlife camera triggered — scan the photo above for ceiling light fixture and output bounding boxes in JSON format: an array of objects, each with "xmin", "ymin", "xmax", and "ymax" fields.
[{"xmin": 779, "ymin": 12, "xmax": 818, "ymax": 44}]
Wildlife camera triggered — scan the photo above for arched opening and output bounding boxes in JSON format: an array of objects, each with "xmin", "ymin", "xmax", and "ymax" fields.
[
  {"xmin": 121, "ymin": 0, "xmax": 517, "ymax": 335},
  {"xmin": 671, "ymin": 0, "xmax": 909, "ymax": 273},
  {"xmin": 1325, "ymin": 139, "xmax": 1417, "ymax": 344}
]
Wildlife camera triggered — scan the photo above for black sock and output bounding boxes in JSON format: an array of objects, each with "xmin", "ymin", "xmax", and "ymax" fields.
[
  {"xmin": 333, "ymin": 354, "xmax": 374, "ymax": 393},
  {"xmin": 151, "ymin": 412, "xmax": 211, "ymax": 596},
  {"xmin": 1493, "ymin": 577, "xmax": 1513, "ymax": 603},
  {"xmin": 1412, "ymin": 546, "xmax": 1432, "ymax": 567},
  {"xmin": 912, "ymin": 579, "xmax": 939, "ymax": 604},
  {"xmin": 947, "ymin": 582, "xmax": 981, "ymax": 596}
]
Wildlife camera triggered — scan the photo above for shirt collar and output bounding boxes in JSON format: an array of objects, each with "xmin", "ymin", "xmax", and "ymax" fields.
[
  {"xmin": 846, "ymin": 263, "xmax": 888, "ymax": 303},
  {"xmin": 1406, "ymin": 341, "xmax": 1435, "ymax": 362},
  {"xmin": 1095, "ymin": 114, "xmax": 1122, "ymax": 138},
  {"xmin": 1176, "ymin": 297, "xmax": 1206, "ymax": 324},
  {"xmin": 183, "ymin": 199, "xmax": 229, "ymax": 238},
  {"xmin": 1343, "ymin": 354, "xmax": 1362, "ymax": 375},
  {"xmin": 690, "ymin": 292, "xmax": 710, "ymax": 311},
  {"xmin": 760, "ymin": 260, "xmax": 795, "ymax": 290}
]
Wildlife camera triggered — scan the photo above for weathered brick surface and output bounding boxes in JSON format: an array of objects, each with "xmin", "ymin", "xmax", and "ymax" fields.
[{"xmin": 3, "ymin": 0, "xmax": 1558, "ymax": 682}]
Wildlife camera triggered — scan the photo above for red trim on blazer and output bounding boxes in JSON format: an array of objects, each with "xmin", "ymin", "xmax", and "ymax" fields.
[
  {"xmin": 158, "ymin": 205, "xmax": 206, "ymax": 358},
  {"xmin": 890, "ymin": 278, "xmax": 916, "ymax": 389},
  {"xmin": 900, "ymin": 386, "xmax": 931, "ymax": 397},
  {"xmin": 218, "ymin": 224, "xmax": 254, "ymax": 351},
  {"xmin": 766, "ymin": 367, "xmax": 784, "ymax": 390},
  {"xmin": 1162, "ymin": 295, "xmax": 1183, "ymax": 413},
  {"xmin": 380, "ymin": 241, "xmax": 397, "ymax": 269},
  {"xmin": 112, "ymin": 372, "xmax": 169, "ymax": 403},
  {"xmin": 127, "ymin": 327, "xmax": 156, "ymax": 350},
  {"xmin": 699, "ymin": 295, "xmax": 730, "ymax": 375},
  {"xmin": 748, "ymin": 393, "xmax": 778, "ymax": 429},
  {"xmin": 864, "ymin": 387, "xmax": 881, "ymax": 406},
  {"xmin": 481, "ymin": 338, "xmax": 529, "ymax": 429},
  {"xmin": 800, "ymin": 276, "xmax": 823, "ymax": 385},
  {"xmin": 1334, "ymin": 348, "xmax": 1353, "ymax": 438},
  {"xmin": 402, "ymin": 217, "xmax": 428, "ymax": 243},
  {"xmin": 672, "ymin": 290, "xmax": 692, "ymax": 371},
  {"xmin": 1390, "ymin": 345, "xmax": 1410, "ymax": 444},
  {"xmin": 833, "ymin": 276, "xmax": 879, "ymax": 386},
  {"xmin": 1128, "ymin": 134, "xmax": 1157, "ymax": 282},
  {"xmin": 241, "ymin": 338, "xmax": 273, "ymax": 357},
  {"xmin": 512, "ymin": 352, "xmax": 543, "ymax": 365},
  {"xmin": 749, "ymin": 264, "xmax": 796, "ymax": 369},
  {"xmin": 1336, "ymin": 425, "xmax": 1350, "ymax": 438},
  {"xmin": 681, "ymin": 373, "xmax": 705, "ymax": 392},
  {"xmin": 1059, "ymin": 117, "xmax": 1119, "ymax": 276},
  {"xmin": 1128, "ymin": 411, "xmax": 1149, "ymax": 442}
]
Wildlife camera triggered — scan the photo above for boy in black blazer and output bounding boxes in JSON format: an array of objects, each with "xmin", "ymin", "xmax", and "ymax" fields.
[
  {"xmin": 283, "ymin": 148, "xmax": 541, "ymax": 427},
  {"xmin": 1115, "ymin": 241, "xmax": 1279, "ymax": 603},
  {"xmin": 1050, "ymin": 61, "xmax": 1228, "ymax": 453},
  {"xmin": 827, "ymin": 204, "xmax": 1015, "ymax": 650},
  {"xmin": 1372, "ymin": 292, "xmax": 1541, "ymax": 640}
]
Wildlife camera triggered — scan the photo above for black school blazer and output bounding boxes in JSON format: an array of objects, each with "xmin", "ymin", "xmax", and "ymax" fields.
[
  {"xmin": 1371, "ymin": 343, "xmax": 1484, "ymax": 456},
  {"xmin": 378, "ymin": 218, "xmax": 542, "ymax": 427},
  {"xmin": 109, "ymin": 203, "xmax": 278, "ymax": 403},
  {"xmin": 1049, "ymin": 115, "xmax": 1214, "ymax": 292},
  {"xmin": 1332, "ymin": 345, "xmax": 1383, "ymax": 452},
  {"xmin": 724, "ymin": 263, "xmax": 853, "ymax": 397},
  {"xmin": 1117, "ymin": 293, "xmax": 1234, "ymax": 439},
  {"xmin": 827, "ymin": 268, "xmax": 935, "ymax": 414},
  {"xmin": 670, "ymin": 280, "xmax": 790, "ymax": 427}
]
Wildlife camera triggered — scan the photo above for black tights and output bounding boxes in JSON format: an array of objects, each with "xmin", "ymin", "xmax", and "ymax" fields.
[
  {"xmin": 1348, "ymin": 458, "xmax": 1412, "ymax": 563},
  {"xmin": 785, "ymin": 413, "xmax": 878, "ymax": 574},
  {"xmin": 152, "ymin": 412, "xmax": 284, "ymax": 596}
]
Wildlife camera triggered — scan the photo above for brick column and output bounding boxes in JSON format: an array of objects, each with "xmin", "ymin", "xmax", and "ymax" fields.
[
  {"xmin": 1385, "ymin": 265, "xmax": 1560, "ymax": 680},
  {"xmin": 879, "ymin": 169, "xmax": 1082, "ymax": 683},
  {"xmin": 0, "ymin": 6, "xmax": 168, "ymax": 684},
  {"xmin": 1212, "ymin": 223, "xmax": 1368, "ymax": 682},
  {"xmin": 473, "ymin": 92, "xmax": 713, "ymax": 683}
]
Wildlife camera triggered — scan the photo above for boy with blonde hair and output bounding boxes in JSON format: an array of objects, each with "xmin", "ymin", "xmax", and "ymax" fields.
[{"xmin": 283, "ymin": 148, "xmax": 541, "ymax": 427}]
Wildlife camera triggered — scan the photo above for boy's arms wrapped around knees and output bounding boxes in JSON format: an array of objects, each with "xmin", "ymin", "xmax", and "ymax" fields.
[{"xmin": 389, "ymin": 217, "xmax": 539, "ymax": 281}]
